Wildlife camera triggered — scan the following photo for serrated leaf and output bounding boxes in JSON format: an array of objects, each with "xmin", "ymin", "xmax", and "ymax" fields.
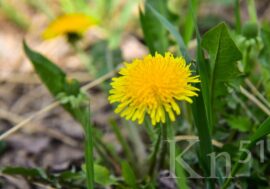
[
  {"xmin": 202, "ymin": 23, "xmax": 242, "ymax": 129},
  {"xmin": 202, "ymin": 23, "xmax": 242, "ymax": 85}
]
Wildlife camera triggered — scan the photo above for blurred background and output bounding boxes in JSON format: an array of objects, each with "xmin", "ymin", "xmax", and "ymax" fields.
[{"xmin": 0, "ymin": 0, "xmax": 270, "ymax": 188}]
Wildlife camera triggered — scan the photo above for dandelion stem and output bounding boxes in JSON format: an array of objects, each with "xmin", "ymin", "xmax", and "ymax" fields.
[
  {"xmin": 234, "ymin": 0, "xmax": 242, "ymax": 33},
  {"xmin": 148, "ymin": 124, "xmax": 162, "ymax": 178},
  {"xmin": 158, "ymin": 123, "xmax": 167, "ymax": 170},
  {"xmin": 247, "ymin": 0, "xmax": 258, "ymax": 23}
]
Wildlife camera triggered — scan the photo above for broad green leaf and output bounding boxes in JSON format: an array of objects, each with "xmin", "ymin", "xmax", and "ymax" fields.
[
  {"xmin": 82, "ymin": 163, "xmax": 117, "ymax": 186},
  {"xmin": 227, "ymin": 116, "xmax": 252, "ymax": 132},
  {"xmin": 94, "ymin": 164, "xmax": 116, "ymax": 186},
  {"xmin": 202, "ymin": 23, "xmax": 242, "ymax": 84},
  {"xmin": 140, "ymin": 0, "xmax": 168, "ymax": 55},
  {"xmin": 202, "ymin": 23, "xmax": 242, "ymax": 129},
  {"xmin": 146, "ymin": 3, "xmax": 191, "ymax": 62},
  {"xmin": 23, "ymin": 41, "xmax": 88, "ymax": 126},
  {"xmin": 121, "ymin": 161, "xmax": 139, "ymax": 189}
]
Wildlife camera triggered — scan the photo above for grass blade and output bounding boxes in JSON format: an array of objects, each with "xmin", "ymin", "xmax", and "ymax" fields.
[
  {"xmin": 190, "ymin": 3, "xmax": 214, "ymax": 188},
  {"xmin": 84, "ymin": 106, "xmax": 94, "ymax": 189},
  {"xmin": 146, "ymin": 3, "xmax": 191, "ymax": 62},
  {"xmin": 183, "ymin": 0, "xmax": 199, "ymax": 44},
  {"xmin": 110, "ymin": 120, "xmax": 134, "ymax": 163},
  {"xmin": 140, "ymin": 0, "xmax": 169, "ymax": 54}
]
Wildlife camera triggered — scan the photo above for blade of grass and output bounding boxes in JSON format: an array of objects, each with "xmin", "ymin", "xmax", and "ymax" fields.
[
  {"xmin": 140, "ymin": 0, "xmax": 169, "ymax": 54},
  {"xmin": 183, "ymin": 0, "xmax": 199, "ymax": 44},
  {"xmin": 146, "ymin": 3, "xmax": 191, "ymax": 62},
  {"xmin": 190, "ymin": 3, "xmax": 215, "ymax": 188},
  {"xmin": 110, "ymin": 120, "xmax": 134, "ymax": 164},
  {"xmin": 167, "ymin": 121, "xmax": 189, "ymax": 189},
  {"xmin": 148, "ymin": 124, "xmax": 162, "ymax": 178},
  {"xmin": 25, "ymin": 0, "xmax": 54, "ymax": 19},
  {"xmin": 0, "ymin": 0, "xmax": 29, "ymax": 30},
  {"xmin": 127, "ymin": 122, "xmax": 147, "ymax": 170},
  {"xmin": 84, "ymin": 106, "xmax": 94, "ymax": 189},
  {"xmin": 93, "ymin": 133, "xmax": 121, "ymax": 165}
]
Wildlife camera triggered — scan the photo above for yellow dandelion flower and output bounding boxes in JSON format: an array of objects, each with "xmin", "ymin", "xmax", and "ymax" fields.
[
  {"xmin": 108, "ymin": 52, "xmax": 200, "ymax": 126},
  {"xmin": 42, "ymin": 13, "xmax": 96, "ymax": 39}
]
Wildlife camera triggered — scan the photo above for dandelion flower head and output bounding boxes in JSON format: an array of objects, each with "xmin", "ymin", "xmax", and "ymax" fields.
[
  {"xmin": 109, "ymin": 52, "xmax": 200, "ymax": 125},
  {"xmin": 43, "ymin": 13, "xmax": 96, "ymax": 39}
]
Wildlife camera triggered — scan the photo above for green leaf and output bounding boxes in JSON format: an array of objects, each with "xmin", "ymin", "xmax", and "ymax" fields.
[
  {"xmin": 183, "ymin": 0, "xmax": 199, "ymax": 44},
  {"xmin": 191, "ymin": 7, "xmax": 214, "ymax": 188},
  {"xmin": 227, "ymin": 116, "xmax": 252, "ymax": 132},
  {"xmin": 23, "ymin": 41, "xmax": 88, "ymax": 126},
  {"xmin": 202, "ymin": 23, "xmax": 242, "ymax": 84},
  {"xmin": 121, "ymin": 161, "xmax": 139, "ymax": 189},
  {"xmin": 23, "ymin": 41, "xmax": 67, "ymax": 95},
  {"xmin": 140, "ymin": 0, "xmax": 169, "ymax": 54},
  {"xmin": 82, "ymin": 163, "xmax": 116, "ymax": 186},
  {"xmin": 83, "ymin": 107, "xmax": 94, "ymax": 189},
  {"xmin": 222, "ymin": 117, "xmax": 270, "ymax": 188},
  {"xmin": 94, "ymin": 164, "xmax": 116, "ymax": 186},
  {"xmin": 146, "ymin": 3, "xmax": 191, "ymax": 62},
  {"xmin": 202, "ymin": 23, "xmax": 242, "ymax": 129},
  {"xmin": 1, "ymin": 167, "xmax": 47, "ymax": 180}
]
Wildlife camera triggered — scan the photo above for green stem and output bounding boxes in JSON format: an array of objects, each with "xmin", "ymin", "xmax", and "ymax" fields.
[
  {"xmin": 148, "ymin": 124, "xmax": 162, "ymax": 178},
  {"xmin": 158, "ymin": 123, "xmax": 167, "ymax": 170},
  {"xmin": 234, "ymin": 0, "xmax": 241, "ymax": 34},
  {"xmin": 144, "ymin": 117, "xmax": 156, "ymax": 142},
  {"xmin": 84, "ymin": 108, "xmax": 94, "ymax": 189},
  {"xmin": 247, "ymin": 0, "xmax": 258, "ymax": 22}
]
